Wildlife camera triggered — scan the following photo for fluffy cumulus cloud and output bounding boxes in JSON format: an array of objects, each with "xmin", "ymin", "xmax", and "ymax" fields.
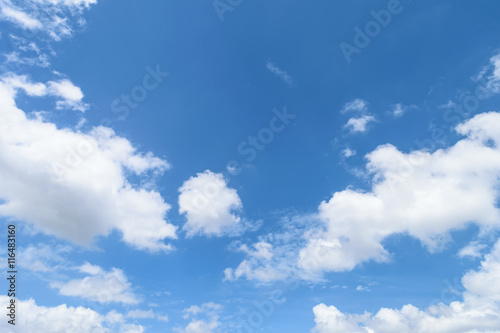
[
  {"xmin": 179, "ymin": 170, "xmax": 244, "ymax": 237},
  {"xmin": 311, "ymin": 240, "xmax": 500, "ymax": 333},
  {"xmin": 0, "ymin": 296, "xmax": 143, "ymax": 333},
  {"xmin": 226, "ymin": 112, "xmax": 500, "ymax": 282},
  {"xmin": 0, "ymin": 73, "xmax": 177, "ymax": 252},
  {"xmin": 344, "ymin": 114, "xmax": 375, "ymax": 133},
  {"xmin": 299, "ymin": 111, "xmax": 500, "ymax": 273},
  {"xmin": 51, "ymin": 263, "xmax": 139, "ymax": 304}
]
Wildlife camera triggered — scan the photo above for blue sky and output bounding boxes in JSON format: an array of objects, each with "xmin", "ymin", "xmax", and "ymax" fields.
[{"xmin": 1, "ymin": 1, "xmax": 500, "ymax": 332}]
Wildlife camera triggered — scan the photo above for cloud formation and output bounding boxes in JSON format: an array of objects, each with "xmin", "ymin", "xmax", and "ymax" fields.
[
  {"xmin": 51, "ymin": 263, "xmax": 139, "ymax": 304},
  {"xmin": 179, "ymin": 170, "xmax": 244, "ymax": 237},
  {"xmin": 312, "ymin": 239, "xmax": 500, "ymax": 333},
  {"xmin": 225, "ymin": 111, "xmax": 500, "ymax": 282},
  {"xmin": 0, "ymin": 73, "xmax": 177, "ymax": 252}
]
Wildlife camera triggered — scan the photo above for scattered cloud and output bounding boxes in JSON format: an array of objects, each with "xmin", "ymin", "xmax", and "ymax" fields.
[
  {"xmin": 266, "ymin": 60, "xmax": 294, "ymax": 86},
  {"xmin": 179, "ymin": 303, "xmax": 222, "ymax": 333},
  {"xmin": 312, "ymin": 239, "xmax": 500, "ymax": 333},
  {"xmin": 0, "ymin": 0, "xmax": 98, "ymax": 41},
  {"xmin": 225, "ymin": 112, "xmax": 500, "ymax": 282},
  {"xmin": 224, "ymin": 213, "xmax": 322, "ymax": 283},
  {"xmin": 299, "ymin": 111, "xmax": 500, "ymax": 274},
  {"xmin": 179, "ymin": 170, "xmax": 247, "ymax": 237}
]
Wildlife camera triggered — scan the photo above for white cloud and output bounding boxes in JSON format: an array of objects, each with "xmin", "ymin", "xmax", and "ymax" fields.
[
  {"xmin": 126, "ymin": 309, "xmax": 168, "ymax": 322},
  {"xmin": 224, "ymin": 214, "xmax": 318, "ymax": 282},
  {"xmin": 226, "ymin": 112, "xmax": 500, "ymax": 282},
  {"xmin": 1, "ymin": 74, "xmax": 88, "ymax": 111},
  {"xmin": 47, "ymin": 79, "xmax": 88, "ymax": 111},
  {"xmin": 311, "ymin": 240, "xmax": 500, "ymax": 333},
  {"xmin": 18, "ymin": 242, "xmax": 71, "ymax": 272},
  {"xmin": 179, "ymin": 170, "xmax": 244, "ymax": 237},
  {"xmin": 182, "ymin": 319, "xmax": 219, "ymax": 333},
  {"xmin": 389, "ymin": 103, "xmax": 417, "ymax": 117},
  {"xmin": 51, "ymin": 264, "xmax": 139, "ymax": 304},
  {"xmin": 0, "ymin": 0, "xmax": 97, "ymax": 41},
  {"xmin": 126, "ymin": 309, "xmax": 155, "ymax": 319},
  {"xmin": 475, "ymin": 52, "xmax": 500, "ymax": 98},
  {"xmin": 183, "ymin": 302, "xmax": 221, "ymax": 319},
  {"xmin": 341, "ymin": 98, "xmax": 368, "ymax": 113},
  {"xmin": 0, "ymin": 0, "xmax": 42, "ymax": 29},
  {"xmin": 0, "ymin": 296, "xmax": 142, "ymax": 333},
  {"xmin": 180, "ymin": 303, "xmax": 222, "ymax": 333},
  {"xmin": 342, "ymin": 147, "xmax": 356, "ymax": 158},
  {"xmin": 458, "ymin": 241, "xmax": 487, "ymax": 259},
  {"xmin": 0, "ymin": 74, "xmax": 177, "ymax": 252},
  {"xmin": 344, "ymin": 114, "xmax": 375, "ymax": 133},
  {"xmin": 299, "ymin": 111, "xmax": 500, "ymax": 274},
  {"xmin": 266, "ymin": 60, "xmax": 294, "ymax": 86},
  {"xmin": 356, "ymin": 285, "xmax": 370, "ymax": 292}
]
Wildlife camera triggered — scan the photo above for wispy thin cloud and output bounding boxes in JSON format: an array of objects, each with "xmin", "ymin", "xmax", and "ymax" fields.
[
  {"xmin": 266, "ymin": 60, "xmax": 295, "ymax": 86},
  {"xmin": 341, "ymin": 98, "xmax": 368, "ymax": 113}
]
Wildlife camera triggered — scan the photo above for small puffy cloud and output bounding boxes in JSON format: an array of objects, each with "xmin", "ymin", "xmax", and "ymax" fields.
[
  {"xmin": 47, "ymin": 79, "xmax": 88, "ymax": 111},
  {"xmin": 341, "ymin": 98, "xmax": 368, "ymax": 113},
  {"xmin": 356, "ymin": 285, "xmax": 370, "ymax": 292},
  {"xmin": 0, "ymin": 74, "xmax": 177, "ymax": 252},
  {"xmin": 311, "ymin": 240, "xmax": 500, "ymax": 333},
  {"xmin": 342, "ymin": 147, "xmax": 356, "ymax": 158},
  {"xmin": 78, "ymin": 261, "xmax": 105, "ymax": 275},
  {"xmin": 51, "ymin": 264, "xmax": 139, "ymax": 304},
  {"xmin": 0, "ymin": 296, "xmax": 142, "ymax": 333},
  {"xmin": 183, "ymin": 302, "xmax": 221, "ymax": 319},
  {"xmin": 266, "ymin": 60, "xmax": 294, "ymax": 86},
  {"xmin": 344, "ymin": 114, "xmax": 375, "ymax": 133},
  {"xmin": 389, "ymin": 103, "xmax": 417, "ymax": 117},
  {"xmin": 180, "ymin": 303, "xmax": 222, "ymax": 333},
  {"xmin": 179, "ymin": 170, "xmax": 244, "ymax": 237},
  {"xmin": 182, "ymin": 319, "xmax": 219, "ymax": 333}
]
